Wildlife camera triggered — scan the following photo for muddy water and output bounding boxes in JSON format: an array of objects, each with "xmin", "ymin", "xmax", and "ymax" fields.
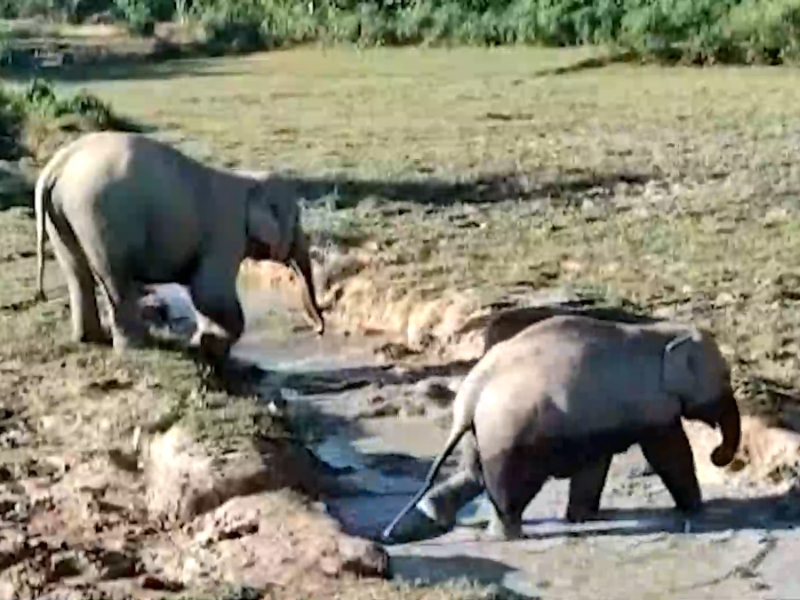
[{"xmin": 227, "ymin": 285, "xmax": 800, "ymax": 599}]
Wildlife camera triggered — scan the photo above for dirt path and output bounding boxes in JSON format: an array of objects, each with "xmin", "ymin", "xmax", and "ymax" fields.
[{"xmin": 231, "ymin": 288, "xmax": 800, "ymax": 600}]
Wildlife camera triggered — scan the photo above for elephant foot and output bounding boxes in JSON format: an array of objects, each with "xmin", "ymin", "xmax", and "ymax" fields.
[
  {"xmin": 485, "ymin": 513, "xmax": 523, "ymax": 541},
  {"xmin": 112, "ymin": 331, "xmax": 148, "ymax": 353},
  {"xmin": 74, "ymin": 331, "xmax": 112, "ymax": 346},
  {"xmin": 381, "ymin": 506, "xmax": 451, "ymax": 545},
  {"xmin": 565, "ymin": 505, "xmax": 600, "ymax": 524},
  {"xmin": 676, "ymin": 498, "xmax": 704, "ymax": 517}
]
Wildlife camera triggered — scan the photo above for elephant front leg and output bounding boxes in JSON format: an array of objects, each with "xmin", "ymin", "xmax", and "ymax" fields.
[
  {"xmin": 566, "ymin": 454, "xmax": 613, "ymax": 523},
  {"xmin": 189, "ymin": 268, "xmax": 244, "ymax": 365},
  {"xmin": 639, "ymin": 423, "xmax": 702, "ymax": 515}
]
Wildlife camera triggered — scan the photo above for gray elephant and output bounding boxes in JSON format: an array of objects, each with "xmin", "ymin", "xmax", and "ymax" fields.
[
  {"xmin": 480, "ymin": 303, "xmax": 661, "ymax": 353},
  {"xmin": 382, "ymin": 314, "xmax": 741, "ymax": 542},
  {"xmin": 34, "ymin": 131, "xmax": 324, "ymax": 360}
]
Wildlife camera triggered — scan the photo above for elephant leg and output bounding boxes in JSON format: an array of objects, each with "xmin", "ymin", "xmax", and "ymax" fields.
[
  {"xmin": 418, "ymin": 469, "xmax": 484, "ymax": 528},
  {"xmin": 64, "ymin": 215, "xmax": 148, "ymax": 352},
  {"xmin": 482, "ymin": 441, "xmax": 548, "ymax": 540},
  {"xmin": 418, "ymin": 436, "xmax": 484, "ymax": 528},
  {"xmin": 189, "ymin": 265, "xmax": 244, "ymax": 364},
  {"xmin": 82, "ymin": 256, "xmax": 147, "ymax": 352},
  {"xmin": 45, "ymin": 218, "xmax": 106, "ymax": 345},
  {"xmin": 101, "ymin": 278, "xmax": 149, "ymax": 353},
  {"xmin": 566, "ymin": 454, "xmax": 613, "ymax": 523},
  {"xmin": 639, "ymin": 423, "xmax": 702, "ymax": 514}
]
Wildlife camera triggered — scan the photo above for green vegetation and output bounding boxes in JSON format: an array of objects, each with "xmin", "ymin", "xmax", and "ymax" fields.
[
  {"xmin": 0, "ymin": 79, "xmax": 141, "ymax": 167},
  {"xmin": 5, "ymin": 0, "xmax": 800, "ymax": 64}
]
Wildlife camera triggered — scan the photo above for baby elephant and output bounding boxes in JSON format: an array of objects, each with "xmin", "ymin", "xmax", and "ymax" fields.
[{"xmin": 382, "ymin": 315, "xmax": 741, "ymax": 542}]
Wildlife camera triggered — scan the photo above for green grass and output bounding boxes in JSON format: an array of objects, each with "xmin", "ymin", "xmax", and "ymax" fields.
[{"xmin": 33, "ymin": 46, "xmax": 800, "ymax": 418}]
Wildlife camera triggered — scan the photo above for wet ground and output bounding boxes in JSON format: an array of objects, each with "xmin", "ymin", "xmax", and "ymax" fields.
[{"xmin": 227, "ymin": 285, "xmax": 800, "ymax": 600}]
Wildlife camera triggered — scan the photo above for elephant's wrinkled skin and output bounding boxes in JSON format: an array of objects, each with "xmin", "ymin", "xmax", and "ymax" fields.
[
  {"xmin": 481, "ymin": 304, "xmax": 661, "ymax": 354},
  {"xmin": 34, "ymin": 132, "xmax": 325, "ymax": 361},
  {"xmin": 382, "ymin": 315, "xmax": 741, "ymax": 543}
]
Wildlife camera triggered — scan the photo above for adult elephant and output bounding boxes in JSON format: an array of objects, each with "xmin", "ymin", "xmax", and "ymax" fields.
[
  {"xmin": 34, "ymin": 131, "xmax": 325, "ymax": 360},
  {"xmin": 382, "ymin": 315, "xmax": 741, "ymax": 542}
]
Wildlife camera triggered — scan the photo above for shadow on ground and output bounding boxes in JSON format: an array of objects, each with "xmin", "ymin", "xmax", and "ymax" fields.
[
  {"xmin": 286, "ymin": 169, "xmax": 656, "ymax": 209},
  {"xmin": 1, "ymin": 55, "xmax": 250, "ymax": 84},
  {"xmin": 390, "ymin": 554, "xmax": 538, "ymax": 598}
]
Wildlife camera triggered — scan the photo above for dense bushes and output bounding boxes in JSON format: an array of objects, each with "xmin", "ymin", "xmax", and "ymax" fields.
[
  {"xmin": 4, "ymin": 0, "xmax": 800, "ymax": 64},
  {"xmin": 0, "ymin": 80, "xmax": 140, "ymax": 161}
]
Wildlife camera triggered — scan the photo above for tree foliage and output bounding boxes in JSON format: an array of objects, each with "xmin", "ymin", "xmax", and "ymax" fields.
[{"xmin": 4, "ymin": 0, "xmax": 800, "ymax": 64}]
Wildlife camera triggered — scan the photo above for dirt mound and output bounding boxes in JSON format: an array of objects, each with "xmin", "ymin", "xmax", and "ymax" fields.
[
  {"xmin": 686, "ymin": 416, "xmax": 800, "ymax": 488},
  {"xmin": 0, "ymin": 409, "xmax": 388, "ymax": 598},
  {"xmin": 147, "ymin": 492, "xmax": 388, "ymax": 595},
  {"xmin": 142, "ymin": 424, "xmax": 355, "ymax": 522},
  {"xmin": 240, "ymin": 249, "xmax": 487, "ymax": 361}
]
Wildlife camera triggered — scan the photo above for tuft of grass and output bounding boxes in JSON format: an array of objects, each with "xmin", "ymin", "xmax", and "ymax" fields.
[{"xmin": 0, "ymin": 78, "xmax": 144, "ymax": 164}]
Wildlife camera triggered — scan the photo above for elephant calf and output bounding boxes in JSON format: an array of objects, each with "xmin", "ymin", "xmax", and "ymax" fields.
[
  {"xmin": 34, "ymin": 131, "xmax": 325, "ymax": 361},
  {"xmin": 382, "ymin": 315, "xmax": 741, "ymax": 542}
]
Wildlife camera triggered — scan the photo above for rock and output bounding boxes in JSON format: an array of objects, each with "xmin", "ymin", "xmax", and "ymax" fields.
[
  {"xmin": 399, "ymin": 399, "xmax": 426, "ymax": 418},
  {"xmin": 139, "ymin": 574, "xmax": 184, "ymax": 591},
  {"xmin": 337, "ymin": 536, "xmax": 388, "ymax": 577},
  {"xmin": 414, "ymin": 378, "xmax": 456, "ymax": 408},
  {"xmin": 96, "ymin": 549, "xmax": 139, "ymax": 580},
  {"xmin": 355, "ymin": 401, "xmax": 400, "ymax": 419},
  {"xmin": 50, "ymin": 553, "xmax": 83, "ymax": 579}
]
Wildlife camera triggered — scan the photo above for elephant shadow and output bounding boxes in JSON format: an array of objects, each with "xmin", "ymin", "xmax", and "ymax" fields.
[
  {"xmin": 388, "ymin": 554, "xmax": 539, "ymax": 599},
  {"xmin": 513, "ymin": 492, "xmax": 800, "ymax": 539},
  {"xmin": 285, "ymin": 168, "xmax": 655, "ymax": 210}
]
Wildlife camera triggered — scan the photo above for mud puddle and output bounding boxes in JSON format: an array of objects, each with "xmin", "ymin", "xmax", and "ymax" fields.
[{"xmin": 228, "ymin": 284, "xmax": 800, "ymax": 599}]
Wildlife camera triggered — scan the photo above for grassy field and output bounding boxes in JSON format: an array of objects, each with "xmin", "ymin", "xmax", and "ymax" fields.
[
  {"xmin": 24, "ymin": 45, "xmax": 800, "ymax": 418},
  {"xmin": 3, "ymin": 39, "xmax": 800, "ymax": 597}
]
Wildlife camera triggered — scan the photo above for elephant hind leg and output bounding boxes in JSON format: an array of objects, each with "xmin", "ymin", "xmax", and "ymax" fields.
[
  {"xmin": 417, "ymin": 434, "xmax": 485, "ymax": 529},
  {"xmin": 481, "ymin": 440, "xmax": 549, "ymax": 540},
  {"xmin": 45, "ymin": 217, "xmax": 106, "ymax": 345},
  {"xmin": 83, "ymin": 258, "xmax": 148, "ymax": 352},
  {"xmin": 639, "ymin": 423, "xmax": 702, "ymax": 515},
  {"xmin": 566, "ymin": 454, "xmax": 612, "ymax": 523}
]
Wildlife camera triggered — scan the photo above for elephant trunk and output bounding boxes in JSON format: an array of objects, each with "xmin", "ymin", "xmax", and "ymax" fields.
[
  {"xmin": 710, "ymin": 390, "xmax": 741, "ymax": 467},
  {"xmin": 289, "ymin": 226, "xmax": 325, "ymax": 335}
]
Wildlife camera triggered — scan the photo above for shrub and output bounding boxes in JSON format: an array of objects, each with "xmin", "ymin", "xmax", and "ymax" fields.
[
  {"xmin": 0, "ymin": 79, "xmax": 142, "ymax": 160},
  {"xmin": 8, "ymin": 0, "xmax": 800, "ymax": 65}
]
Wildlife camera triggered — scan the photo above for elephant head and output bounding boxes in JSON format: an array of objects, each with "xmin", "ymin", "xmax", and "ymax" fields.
[
  {"xmin": 245, "ymin": 181, "xmax": 325, "ymax": 335},
  {"xmin": 662, "ymin": 328, "xmax": 740, "ymax": 467}
]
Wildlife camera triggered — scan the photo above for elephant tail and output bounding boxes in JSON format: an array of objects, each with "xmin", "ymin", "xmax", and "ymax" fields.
[
  {"xmin": 34, "ymin": 140, "xmax": 75, "ymax": 303},
  {"xmin": 380, "ymin": 423, "xmax": 471, "ymax": 542},
  {"xmin": 34, "ymin": 168, "xmax": 53, "ymax": 302}
]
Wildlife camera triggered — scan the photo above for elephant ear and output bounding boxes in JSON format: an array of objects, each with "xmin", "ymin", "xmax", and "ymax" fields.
[
  {"xmin": 662, "ymin": 329, "xmax": 702, "ymax": 398},
  {"xmin": 245, "ymin": 184, "xmax": 291, "ymax": 262}
]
